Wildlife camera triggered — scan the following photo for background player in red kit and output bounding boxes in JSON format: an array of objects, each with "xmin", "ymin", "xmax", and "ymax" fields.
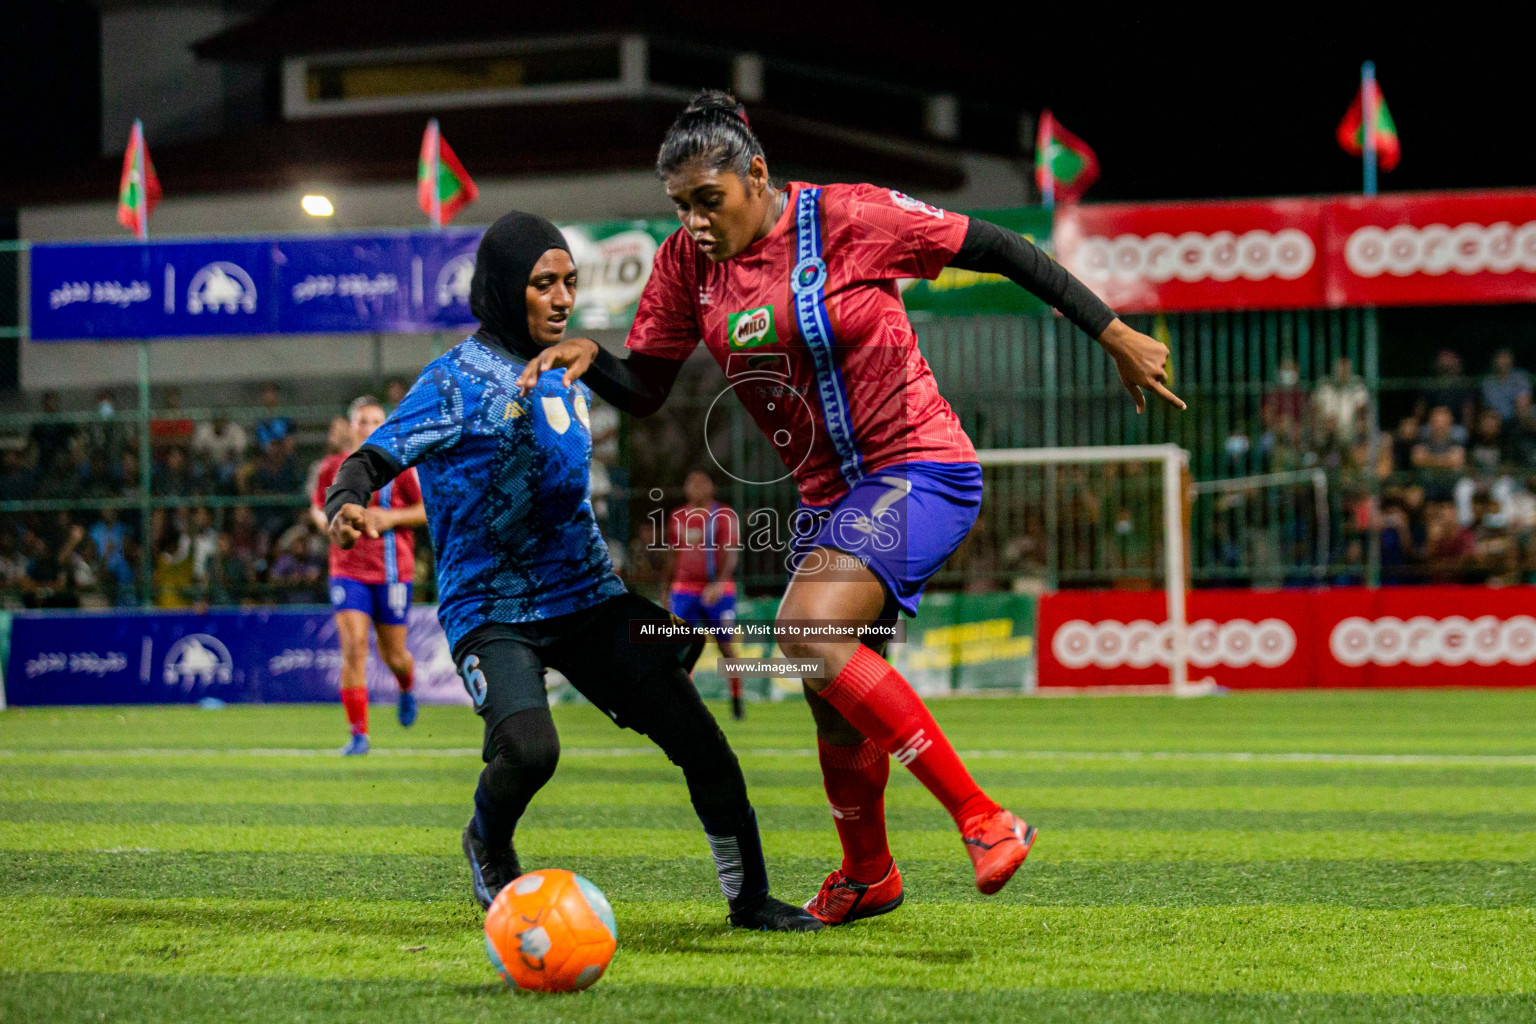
[
  {"xmin": 311, "ymin": 396, "xmax": 426, "ymax": 755},
  {"xmin": 522, "ymin": 91, "xmax": 1183, "ymax": 924},
  {"xmin": 666, "ymin": 469, "xmax": 746, "ymax": 719}
]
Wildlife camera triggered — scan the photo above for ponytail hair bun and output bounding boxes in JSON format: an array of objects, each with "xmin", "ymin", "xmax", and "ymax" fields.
[{"xmin": 656, "ymin": 89, "xmax": 765, "ymax": 180}]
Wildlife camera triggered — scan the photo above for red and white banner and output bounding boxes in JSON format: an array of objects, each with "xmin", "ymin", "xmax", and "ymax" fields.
[
  {"xmin": 1038, "ymin": 586, "xmax": 1536, "ymax": 689},
  {"xmin": 1054, "ymin": 189, "xmax": 1536, "ymax": 312},
  {"xmin": 1053, "ymin": 199, "xmax": 1326, "ymax": 312},
  {"xmin": 1323, "ymin": 190, "xmax": 1536, "ymax": 307}
]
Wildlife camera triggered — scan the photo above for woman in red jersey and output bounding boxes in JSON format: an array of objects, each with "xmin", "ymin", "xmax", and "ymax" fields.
[
  {"xmin": 311, "ymin": 395, "xmax": 426, "ymax": 755},
  {"xmin": 521, "ymin": 91, "xmax": 1184, "ymax": 925}
]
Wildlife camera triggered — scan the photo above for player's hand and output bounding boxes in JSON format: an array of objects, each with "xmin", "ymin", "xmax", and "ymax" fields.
[
  {"xmin": 701, "ymin": 582, "xmax": 724, "ymax": 606},
  {"xmin": 328, "ymin": 503, "xmax": 376, "ymax": 550},
  {"xmin": 363, "ymin": 507, "xmax": 394, "ymax": 535},
  {"xmin": 517, "ymin": 337, "xmax": 600, "ymax": 395},
  {"xmin": 1098, "ymin": 319, "xmax": 1186, "ymax": 414}
]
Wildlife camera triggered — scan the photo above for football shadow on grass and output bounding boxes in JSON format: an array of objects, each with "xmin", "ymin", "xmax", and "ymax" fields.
[{"xmin": 620, "ymin": 921, "xmax": 974, "ymax": 964}]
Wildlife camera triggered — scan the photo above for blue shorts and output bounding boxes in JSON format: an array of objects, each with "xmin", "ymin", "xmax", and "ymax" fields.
[
  {"xmin": 668, "ymin": 589, "xmax": 738, "ymax": 635},
  {"xmin": 792, "ymin": 461, "xmax": 982, "ymax": 616},
  {"xmin": 330, "ymin": 576, "xmax": 412, "ymax": 626}
]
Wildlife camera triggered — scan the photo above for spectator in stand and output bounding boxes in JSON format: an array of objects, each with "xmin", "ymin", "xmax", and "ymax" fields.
[
  {"xmin": 30, "ymin": 390, "xmax": 76, "ymax": 475},
  {"xmin": 0, "ymin": 447, "xmax": 35, "ymax": 503},
  {"xmin": 193, "ymin": 414, "xmax": 249, "ymax": 488},
  {"xmin": 0, "ymin": 529, "xmax": 26, "ymax": 598},
  {"xmin": 20, "ymin": 526, "xmax": 81, "ymax": 608},
  {"xmin": 268, "ymin": 533, "xmax": 323, "ymax": 603},
  {"xmin": 153, "ymin": 445, "xmax": 196, "ymax": 497},
  {"xmin": 206, "ymin": 532, "xmax": 249, "ymax": 605},
  {"xmin": 90, "ymin": 508, "xmax": 130, "ymax": 568},
  {"xmin": 85, "ymin": 387, "xmax": 131, "ymax": 461},
  {"xmin": 150, "ymin": 386, "xmax": 195, "ymax": 453},
  {"xmin": 1391, "ymin": 415, "xmax": 1422, "ymax": 473},
  {"xmin": 1311, "ymin": 356, "xmax": 1369, "ymax": 448},
  {"xmin": 384, "ymin": 378, "xmax": 409, "ymax": 411},
  {"xmin": 1481, "ymin": 348, "xmax": 1532, "ymax": 422},
  {"xmin": 152, "ymin": 513, "xmax": 194, "ymax": 608},
  {"xmin": 228, "ymin": 505, "xmax": 270, "ymax": 580},
  {"xmin": 1417, "ymin": 349, "xmax": 1476, "ymax": 437},
  {"xmin": 248, "ymin": 437, "xmax": 301, "ymax": 495},
  {"xmin": 67, "ymin": 534, "xmax": 102, "ymax": 601},
  {"xmin": 189, "ymin": 506, "xmax": 219, "ymax": 584},
  {"xmin": 1424, "ymin": 501, "xmax": 1476, "ymax": 582},
  {"xmin": 1377, "ymin": 501, "xmax": 1417, "ymax": 580},
  {"xmin": 1509, "ymin": 392, "xmax": 1536, "ymax": 468},
  {"xmin": 1468, "ymin": 408, "xmax": 1507, "ymax": 479},
  {"xmin": 99, "ymin": 527, "xmax": 139, "ymax": 606},
  {"xmin": 1411, "ymin": 406, "xmax": 1467, "ymax": 504},
  {"xmin": 1263, "ymin": 356, "xmax": 1307, "ymax": 431},
  {"xmin": 254, "ymin": 382, "xmax": 293, "ymax": 451}
]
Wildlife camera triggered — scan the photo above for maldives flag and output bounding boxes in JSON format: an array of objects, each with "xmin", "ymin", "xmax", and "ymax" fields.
[
  {"xmin": 1035, "ymin": 109, "xmax": 1100, "ymax": 203},
  {"xmin": 1336, "ymin": 79, "xmax": 1401, "ymax": 171},
  {"xmin": 417, "ymin": 119, "xmax": 479, "ymax": 226},
  {"xmin": 116, "ymin": 119, "xmax": 162, "ymax": 239}
]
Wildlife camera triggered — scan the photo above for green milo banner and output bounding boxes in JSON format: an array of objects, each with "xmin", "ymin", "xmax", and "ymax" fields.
[
  {"xmin": 686, "ymin": 591, "xmax": 1037, "ymax": 701},
  {"xmin": 565, "ymin": 206, "xmax": 1052, "ymax": 329}
]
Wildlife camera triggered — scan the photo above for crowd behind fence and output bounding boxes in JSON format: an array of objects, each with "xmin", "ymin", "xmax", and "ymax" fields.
[{"xmin": 4, "ymin": 310, "xmax": 1535, "ymax": 608}]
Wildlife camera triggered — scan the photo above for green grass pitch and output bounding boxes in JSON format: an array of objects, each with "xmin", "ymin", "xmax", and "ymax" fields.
[{"xmin": 2, "ymin": 690, "xmax": 1535, "ymax": 1023}]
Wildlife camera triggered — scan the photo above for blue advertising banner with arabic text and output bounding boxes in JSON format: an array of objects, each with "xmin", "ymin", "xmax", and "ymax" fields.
[
  {"xmin": 27, "ymin": 223, "xmax": 668, "ymax": 341},
  {"xmin": 3, "ymin": 607, "xmax": 467, "ymax": 706}
]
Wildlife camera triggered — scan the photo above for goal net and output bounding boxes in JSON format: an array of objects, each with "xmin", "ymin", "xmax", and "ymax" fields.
[{"xmin": 970, "ymin": 444, "xmax": 1208, "ymax": 695}]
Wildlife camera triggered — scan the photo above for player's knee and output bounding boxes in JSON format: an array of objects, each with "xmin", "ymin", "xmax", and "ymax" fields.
[
  {"xmin": 486, "ymin": 709, "xmax": 560, "ymax": 791},
  {"xmin": 339, "ymin": 632, "xmax": 369, "ymax": 663}
]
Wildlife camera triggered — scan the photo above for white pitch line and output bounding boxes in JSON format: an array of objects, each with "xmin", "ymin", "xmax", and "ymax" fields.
[{"xmin": 1, "ymin": 747, "xmax": 1535, "ymax": 766}]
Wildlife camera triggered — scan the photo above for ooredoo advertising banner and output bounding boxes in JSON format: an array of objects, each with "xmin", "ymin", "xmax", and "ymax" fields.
[
  {"xmin": 1323, "ymin": 190, "xmax": 1536, "ymax": 308},
  {"xmin": 1037, "ymin": 585, "xmax": 1536, "ymax": 689},
  {"xmin": 3, "ymin": 606, "xmax": 468, "ymax": 706},
  {"xmin": 1053, "ymin": 198, "xmax": 1327, "ymax": 312},
  {"xmin": 1054, "ymin": 189, "xmax": 1536, "ymax": 312}
]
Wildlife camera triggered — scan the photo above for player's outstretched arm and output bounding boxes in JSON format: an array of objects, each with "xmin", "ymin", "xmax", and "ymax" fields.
[
  {"xmin": 948, "ymin": 219, "xmax": 1185, "ymax": 412},
  {"xmin": 516, "ymin": 338, "xmax": 685, "ymax": 417}
]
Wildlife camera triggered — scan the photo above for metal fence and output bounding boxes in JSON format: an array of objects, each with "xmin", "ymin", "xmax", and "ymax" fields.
[{"xmin": 5, "ymin": 269, "xmax": 1534, "ymax": 605}]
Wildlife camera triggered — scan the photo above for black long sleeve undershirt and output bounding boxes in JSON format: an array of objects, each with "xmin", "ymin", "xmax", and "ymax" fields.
[
  {"xmin": 556, "ymin": 218, "xmax": 1119, "ymax": 419},
  {"xmin": 582, "ymin": 345, "xmax": 685, "ymax": 418},
  {"xmin": 949, "ymin": 218, "xmax": 1117, "ymax": 338},
  {"xmin": 323, "ymin": 444, "xmax": 401, "ymax": 523}
]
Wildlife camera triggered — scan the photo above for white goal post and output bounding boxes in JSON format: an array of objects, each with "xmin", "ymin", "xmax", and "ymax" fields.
[{"xmin": 974, "ymin": 444, "xmax": 1210, "ymax": 696}]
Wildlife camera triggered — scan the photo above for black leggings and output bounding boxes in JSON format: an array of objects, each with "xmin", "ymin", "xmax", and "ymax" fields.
[{"xmin": 459, "ymin": 593, "xmax": 750, "ymax": 843}]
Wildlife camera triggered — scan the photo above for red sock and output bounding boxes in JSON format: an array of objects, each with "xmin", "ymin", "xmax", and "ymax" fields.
[
  {"xmin": 728, "ymin": 676, "xmax": 743, "ymax": 700},
  {"xmin": 396, "ymin": 666, "xmax": 414, "ymax": 693},
  {"xmin": 341, "ymin": 687, "xmax": 369, "ymax": 737},
  {"xmin": 818, "ymin": 737, "xmax": 892, "ymax": 883},
  {"xmin": 819, "ymin": 647, "xmax": 998, "ymax": 830}
]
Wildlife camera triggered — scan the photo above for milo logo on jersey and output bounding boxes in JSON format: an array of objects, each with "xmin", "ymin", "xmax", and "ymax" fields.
[{"xmin": 727, "ymin": 305, "xmax": 778, "ymax": 350}]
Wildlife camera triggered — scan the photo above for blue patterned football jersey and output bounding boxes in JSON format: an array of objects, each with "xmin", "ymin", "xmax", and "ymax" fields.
[{"xmin": 362, "ymin": 336, "xmax": 625, "ymax": 648}]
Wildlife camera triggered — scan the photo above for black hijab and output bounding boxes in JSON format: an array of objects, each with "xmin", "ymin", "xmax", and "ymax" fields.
[{"xmin": 469, "ymin": 211, "xmax": 571, "ymax": 361}]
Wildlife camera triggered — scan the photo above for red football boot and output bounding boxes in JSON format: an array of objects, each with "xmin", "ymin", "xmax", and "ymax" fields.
[
  {"xmin": 962, "ymin": 808, "xmax": 1036, "ymax": 895},
  {"xmin": 803, "ymin": 861, "xmax": 904, "ymax": 926}
]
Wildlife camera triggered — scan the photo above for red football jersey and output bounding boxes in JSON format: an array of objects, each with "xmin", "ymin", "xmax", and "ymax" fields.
[
  {"xmin": 667, "ymin": 502, "xmax": 739, "ymax": 593},
  {"xmin": 313, "ymin": 452, "xmax": 421, "ymax": 585},
  {"xmin": 628, "ymin": 181, "xmax": 977, "ymax": 506}
]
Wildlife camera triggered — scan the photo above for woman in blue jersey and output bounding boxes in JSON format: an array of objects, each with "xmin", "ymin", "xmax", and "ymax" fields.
[{"xmin": 325, "ymin": 211, "xmax": 820, "ymax": 932}]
